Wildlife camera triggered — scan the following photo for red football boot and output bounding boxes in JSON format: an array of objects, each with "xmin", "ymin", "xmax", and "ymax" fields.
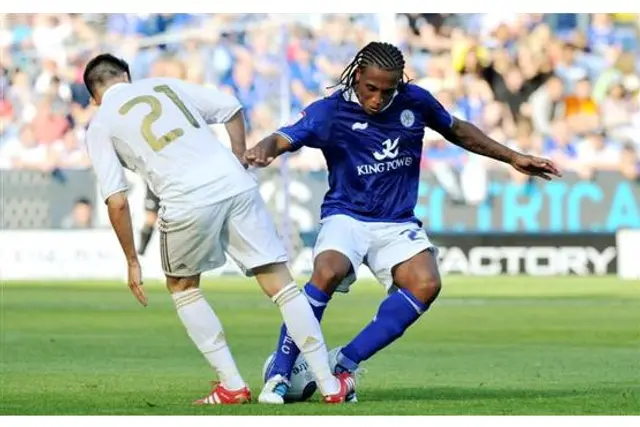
[
  {"xmin": 194, "ymin": 382, "xmax": 252, "ymax": 405},
  {"xmin": 323, "ymin": 372, "xmax": 356, "ymax": 404}
]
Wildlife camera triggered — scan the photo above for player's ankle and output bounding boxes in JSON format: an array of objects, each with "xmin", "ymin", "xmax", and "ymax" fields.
[
  {"xmin": 220, "ymin": 373, "xmax": 246, "ymax": 391},
  {"xmin": 336, "ymin": 350, "xmax": 359, "ymax": 373},
  {"xmin": 223, "ymin": 383, "xmax": 248, "ymax": 392},
  {"xmin": 318, "ymin": 377, "xmax": 340, "ymax": 396}
]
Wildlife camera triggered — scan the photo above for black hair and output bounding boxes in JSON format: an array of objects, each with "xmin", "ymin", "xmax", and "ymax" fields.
[
  {"xmin": 83, "ymin": 53, "xmax": 131, "ymax": 98},
  {"xmin": 332, "ymin": 41, "xmax": 408, "ymax": 90}
]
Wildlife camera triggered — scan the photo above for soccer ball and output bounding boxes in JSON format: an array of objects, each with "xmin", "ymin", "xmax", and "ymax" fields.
[
  {"xmin": 262, "ymin": 347, "xmax": 345, "ymax": 403},
  {"xmin": 262, "ymin": 352, "xmax": 318, "ymax": 402}
]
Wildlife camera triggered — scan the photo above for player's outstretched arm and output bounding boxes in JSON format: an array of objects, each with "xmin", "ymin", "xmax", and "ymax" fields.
[
  {"xmin": 244, "ymin": 133, "xmax": 293, "ymax": 167},
  {"xmin": 443, "ymin": 117, "xmax": 562, "ymax": 181}
]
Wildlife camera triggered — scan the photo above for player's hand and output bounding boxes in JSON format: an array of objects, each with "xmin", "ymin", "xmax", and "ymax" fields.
[
  {"xmin": 127, "ymin": 262, "xmax": 148, "ymax": 307},
  {"xmin": 244, "ymin": 146, "xmax": 275, "ymax": 167},
  {"xmin": 511, "ymin": 154, "xmax": 562, "ymax": 181}
]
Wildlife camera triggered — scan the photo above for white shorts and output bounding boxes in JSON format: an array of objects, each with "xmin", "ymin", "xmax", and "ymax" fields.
[
  {"xmin": 313, "ymin": 214, "xmax": 438, "ymax": 293},
  {"xmin": 157, "ymin": 188, "xmax": 288, "ymax": 277}
]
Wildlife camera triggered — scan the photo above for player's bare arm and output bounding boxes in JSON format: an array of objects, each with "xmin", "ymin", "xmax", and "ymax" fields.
[
  {"xmin": 244, "ymin": 133, "xmax": 293, "ymax": 167},
  {"xmin": 225, "ymin": 109, "xmax": 248, "ymax": 168},
  {"xmin": 106, "ymin": 191, "xmax": 138, "ymax": 266},
  {"xmin": 445, "ymin": 117, "xmax": 562, "ymax": 181},
  {"xmin": 105, "ymin": 191, "xmax": 148, "ymax": 307}
]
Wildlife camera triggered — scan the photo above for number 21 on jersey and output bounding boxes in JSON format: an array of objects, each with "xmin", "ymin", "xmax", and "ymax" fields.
[{"xmin": 119, "ymin": 84, "xmax": 200, "ymax": 152}]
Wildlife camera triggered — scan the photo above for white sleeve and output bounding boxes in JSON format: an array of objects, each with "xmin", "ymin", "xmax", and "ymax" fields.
[
  {"xmin": 174, "ymin": 80, "xmax": 243, "ymax": 124},
  {"xmin": 85, "ymin": 122, "xmax": 129, "ymax": 203}
]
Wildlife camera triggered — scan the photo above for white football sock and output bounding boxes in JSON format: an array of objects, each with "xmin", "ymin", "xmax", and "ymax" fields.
[
  {"xmin": 172, "ymin": 288, "xmax": 246, "ymax": 391},
  {"xmin": 272, "ymin": 283, "xmax": 339, "ymax": 396}
]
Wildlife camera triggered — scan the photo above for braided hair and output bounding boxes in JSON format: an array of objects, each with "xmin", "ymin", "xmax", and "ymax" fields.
[{"xmin": 332, "ymin": 42, "xmax": 408, "ymax": 90}]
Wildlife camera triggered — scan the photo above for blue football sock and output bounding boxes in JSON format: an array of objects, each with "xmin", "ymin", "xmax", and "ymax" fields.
[
  {"xmin": 266, "ymin": 282, "xmax": 331, "ymax": 380},
  {"xmin": 338, "ymin": 289, "xmax": 428, "ymax": 370}
]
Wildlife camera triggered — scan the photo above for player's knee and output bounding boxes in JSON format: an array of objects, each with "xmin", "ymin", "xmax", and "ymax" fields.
[
  {"xmin": 408, "ymin": 273, "xmax": 441, "ymax": 304},
  {"xmin": 311, "ymin": 264, "xmax": 346, "ymax": 293},
  {"xmin": 311, "ymin": 251, "xmax": 352, "ymax": 292},
  {"xmin": 166, "ymin": 275, "xmax": 200, "ymax": 294}
]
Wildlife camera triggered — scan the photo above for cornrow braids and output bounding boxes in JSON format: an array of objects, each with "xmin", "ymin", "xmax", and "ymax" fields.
[{"xmin": 331, "ymin": 41, "xmax": 408, "ymax": 90}]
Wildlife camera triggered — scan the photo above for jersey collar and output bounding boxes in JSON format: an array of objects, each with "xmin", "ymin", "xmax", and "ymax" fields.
[{"xmin": 342, "ymin": 87, "xmax": 398, "ymax": 113}]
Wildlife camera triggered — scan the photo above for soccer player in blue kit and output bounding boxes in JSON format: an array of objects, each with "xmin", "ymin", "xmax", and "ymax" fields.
[{"xmin": 244, "ymin": 42, "xmax": 561, "ymax": 404}]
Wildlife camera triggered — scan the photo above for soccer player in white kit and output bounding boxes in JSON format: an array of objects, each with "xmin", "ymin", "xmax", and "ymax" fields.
[{"xmin": 82, "ymin": 54, "xmax": 355, "ymax": 405}]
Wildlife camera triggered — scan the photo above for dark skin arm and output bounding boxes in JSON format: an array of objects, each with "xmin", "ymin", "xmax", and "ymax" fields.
[
  {"xmin": 244, "ymin": 133, "xmax": 294, "ymax": 167},
  {"xmin": 442, "ymin": 117, "xmax": 562, "ymax": 180}
]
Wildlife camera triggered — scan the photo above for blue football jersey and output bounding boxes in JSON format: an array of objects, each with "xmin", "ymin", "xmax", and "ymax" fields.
[{"xmin": 276, "ymin": 84, "xmax": 454, "ymax": 224}]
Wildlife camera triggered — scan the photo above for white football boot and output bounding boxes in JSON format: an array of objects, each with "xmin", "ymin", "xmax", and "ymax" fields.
[{"xmin": 258, "ymin": 374, "xmax": 290, "ymax": 404}]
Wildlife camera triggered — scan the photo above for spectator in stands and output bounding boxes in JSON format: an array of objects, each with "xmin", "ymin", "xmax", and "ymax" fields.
[
  {"xmin": 34, "ymin": 57, "xmax": 70, "ymax": 101},
  {"xmin": 0, "ymin": 124, "xmax": 56, "ymax": 171},
  {"xmin": 221, "ymin": 59, "xmax": 264, "ymax": 125},
  {"xmin": 61, "ymin": 197, "xmax": 94, "ymax": 229},
  {"xmin": 529, "ymin": 75, "xmax": 566, "ymax": 135},
  {"xmin": 30, "ymin": 14, "xmax": 72, "ymax": 67},
  {"xmin": 6, "ymin": 69, "xmax": 34, "ymax": 123},
  {"xmin": 620, "ymin": 143, "xmax": 640, "ymax": 181},
  {"xmin": 31, "ymin": 96, "xmax": 70, "ymax": 144},
  {"xmin": 575, "ymin": 128, "xmax": 621, "ymax": 179},
  {"xmin": 543, "ymin": 119, "xmax": 579, "ymax": 172},
  {"xmin": 564, "ymin": 77, "xmax": 599, "ymax": 134},
  {"xmin": 483, "ymin": 47, "xmax": 551, "ymax": 121},
  {"xmin": 244, "ymin": 27, "xmax": 280, "ymax": 89},
  {"xmin": 600, "ymin": 81, "xmax": 636, "ymax": 140},
  {"xmin": 508, "ymin": 118, "xmax": 543, "ymax": 184},
  {"xmin": 587, "ymin": 13, "xmax": 619, "ymax": 56},
  {"xmin": 51, "ymin": 129, "xmax": 91, "ymax": 170},
  {"xmin": 289, "ymin": 39, "xmax": 323, "ymax": 113},
  {"xmin": 0, "ymin": 98, "xmax": 17, "ymax": 150},
  {"xmin": 423, "ymin": 137, "xmax": 468, "ymax": 204},
  {"xmin": 481, "ymin": 100, "xmax": 515, "ymax": 136},
  {"xmin": 315, "ymin": 15, "xmax": 359, "ymax": 83},
  {"xmin": 458, "ymin": 76, "xmax": 493, "ymax": 125},
  {"xmin": 554, "ymin": 42, "xmax": 589, "ymax": 92},
  {"xmin": 244, "ymin": 103, "xmax": 273, "ymax": 147},
  {"xmin": 175, "ymin": 37, "xmax": 207, "ymax": 84}
]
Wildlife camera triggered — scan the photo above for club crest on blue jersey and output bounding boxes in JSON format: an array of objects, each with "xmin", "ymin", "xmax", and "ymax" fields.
[{"xmin": 400, "ymin": 110, "xmax": 415, "ymax": 128}]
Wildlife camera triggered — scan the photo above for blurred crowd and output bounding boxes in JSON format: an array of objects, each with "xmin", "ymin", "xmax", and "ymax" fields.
[{"xmin": 1, "ymin": 13, "xmax": 639, "ymax": 204}]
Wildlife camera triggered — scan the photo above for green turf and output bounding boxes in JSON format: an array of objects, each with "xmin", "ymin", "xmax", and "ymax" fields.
[{"xmin": 2, "ymin": 276, "xmax": 639, "ymax": 415}]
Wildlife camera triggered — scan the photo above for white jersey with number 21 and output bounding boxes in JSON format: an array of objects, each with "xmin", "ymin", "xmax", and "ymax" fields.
[{"xmin": 86, "ymin": 77, "xmax": 256, "ymax": 219}]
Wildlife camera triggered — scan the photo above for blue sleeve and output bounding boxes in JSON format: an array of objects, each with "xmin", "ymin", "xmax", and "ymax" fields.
[
  {"xmin": 275, "ymin": 98, "xmax": 333, "ymax": 150},
  {"xmin": 411, "ymin": 85, "xmax": 455, "ymax": 135}
]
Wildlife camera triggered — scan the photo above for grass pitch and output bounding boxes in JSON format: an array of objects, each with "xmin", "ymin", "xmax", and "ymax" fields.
[{"xmin": 2, "ymin": 276, "xmax": 639, "ymax": 415}]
